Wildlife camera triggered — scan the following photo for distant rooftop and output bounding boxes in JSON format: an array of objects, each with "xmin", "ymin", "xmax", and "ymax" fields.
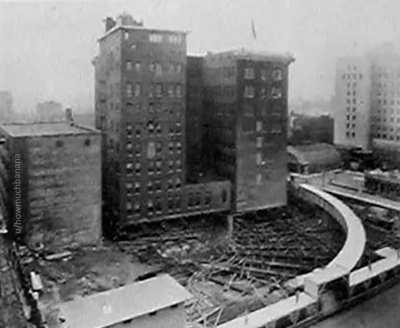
[
  {"xmin": 0, "ymin": 121, "xmax": 99, "ymax": 137},
  {"xmin": 207, "ymin": 48, "xmax": 295, "ymax": 64},
  {"xmin": 99, "ymin": 13, "xmax": 187, "ymax": 41},
  {"xmin": 59, "ymin": 274, "xmax": 192, "ymax": 328}
]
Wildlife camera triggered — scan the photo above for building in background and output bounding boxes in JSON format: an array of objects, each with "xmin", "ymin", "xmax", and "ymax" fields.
[
  {"xmin": 94, "ymin": 14, "xmax": 230, "ymax": 235},
  {"xmin": 334, "ymin": 43, "xmax": 400, "ymax": 151},
  {"xmin": 0, "ymin": 91, "xmax": 13, "ymax": 123},
  {"xmin": 36, "ymin": 100, "xmax": 64, "ymax": 122},
  {"xmin": 0, "ymin": 117, "xmax": 101, "ymax": 251},
  {"xmin": 186, "ymin": 55, "xmax": 204, "ymax": 181},
  {"xmin": 202, "ymin": 49, "xmax": 294, "ymax": 212},
  {"xmin": 334, "ymin": 57, "xmax": 371, "ymax": 149},
  {"xmin": 287, "ymin": 143, "xmax": 341, "ymax": 174},
  {"xmin": 288, "ymin": 112, "xmax": 334, "ymax": 145}
]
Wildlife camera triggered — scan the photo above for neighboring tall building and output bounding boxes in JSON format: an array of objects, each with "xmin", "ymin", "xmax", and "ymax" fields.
[
  {"xmin": 36, "ymin": 100, "xmax": 64, "ymax": 122},
  {"xmin": 94, "ymin": 14, "xmax": 230, "ymax": 234},
  {"xmin": 0, "ymin": 91, "xmax": 13, "ymax": 122},
  {"xmin": 334, "ymin": 57, "xmax": 371, "ymax": 149},
  {"xmin": 369, "ymin": 44, "xmax": 400, "ymax": 142},
  {"xmin": 334, "ymin": 44, "xmax": 400, "ymax": 150},
  {"xmin": 186, "ymin": 55, "xmax": 204, "ymax": 181},
  {"xmin": 202, "ymin": 49, "xmax": 294, "ymax": 212},
  {"xmin": 289, "ymin": 113, "xmax": 334, "ymax": 145},
  {"xmin": 0, "ymin": 118, "xmax": 101, "ymax": 250}
]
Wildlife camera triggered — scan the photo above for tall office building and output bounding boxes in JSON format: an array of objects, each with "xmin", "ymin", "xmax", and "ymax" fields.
[
  {"xmin": 334, "ymin": 57, "xmax": 371, "ymax": 149},
  {"xmin": 202, "ymin": 49, "xmax": 294, "ymax": 212},
  {"xmin": 334, "ymin": 44, "xmax": 400, "ymax": 149},
  {"xmin": 94, "ymin": 14, "xmax": 230, "ymax": 234}
]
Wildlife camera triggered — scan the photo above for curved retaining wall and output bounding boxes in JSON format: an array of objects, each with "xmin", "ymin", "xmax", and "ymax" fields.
[
  {"xmin": 218, "ymin": 183, "xmax": 367, "ymax": 328},
  {"xmin": 297, "ymin": 183, "xmax": 366, "ymax": 271}
]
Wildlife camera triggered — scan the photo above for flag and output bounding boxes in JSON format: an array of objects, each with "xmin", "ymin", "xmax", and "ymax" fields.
[{"xmin": 251, "ymin": 19, "xmax": 257, "ymax": 40}]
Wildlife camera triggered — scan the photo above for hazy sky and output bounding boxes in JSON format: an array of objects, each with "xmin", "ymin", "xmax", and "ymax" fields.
[{"xmin": 1, "ymin": 0, "xmax": 400, "ymax": 113}]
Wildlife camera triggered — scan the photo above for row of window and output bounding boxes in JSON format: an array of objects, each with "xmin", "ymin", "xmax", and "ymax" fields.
[
  {"xmin": 244, "ymin": 86, "xmax": 282, "ymax": 99},
  {"xmin": 342, "ymin": 73, "xmax": 363, "ymax": 80},
  {"xmin": 376, "ymin": 99, "xmax": 400, "ymax": 105},
  {"xmin": 374, "ymin": 133, "xmax": 400, "ymax": 141},
  {"xmin": 126, "ymin": 61, "xmax": 183, "ymax": 74},
  {"xmin": 126, "ymin": 177, "xmax": 182, "ymax": 195},
  {"xmin": 126, "ymin": 160, "xmax": 183, "ymax": 176},
  {"xmin": 126, "ymin": 122, "xmax": 182, "ymax": 138},
  {"xmin": 126, "ymin": 83, "xmax": 183, "ymax": 98},
  {"xmin": 124, "ymin": 31, "xmax": 184, "ymax": 44},
  {"xmin": 244, "ymin": 67, "xmax": 283, "ymax": 81}
]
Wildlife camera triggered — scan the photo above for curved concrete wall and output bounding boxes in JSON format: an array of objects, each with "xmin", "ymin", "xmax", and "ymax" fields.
[{"xmin": 297, "ymin": 183, "xmax": 366, "ymax": 272}]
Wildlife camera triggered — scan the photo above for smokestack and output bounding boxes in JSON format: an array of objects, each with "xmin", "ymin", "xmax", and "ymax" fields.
[{"xmin": 65, "ymin": 108, "xmax": 73, "ymax": 124}]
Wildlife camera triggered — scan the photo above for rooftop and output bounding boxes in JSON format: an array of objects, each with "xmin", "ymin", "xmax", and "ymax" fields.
[
  {"xmin": 59, "ymin": 274, "xmax": 192, "ymax": 328},
  {"xmin": 206, "ymin": 48, "xmax": 295, "ymax": 64},
  {"xmin": 0, "ymin": 121, "xmax": 99, "ymax": 137}
]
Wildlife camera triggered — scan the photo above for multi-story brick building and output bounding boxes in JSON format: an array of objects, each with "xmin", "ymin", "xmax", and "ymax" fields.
[
  {"xmin": 202, "ymin": 49, "xmax": 294, "ymax": 212},
  {"xmin": 334, "ymin": 44, "xmax": 400, "ymax": 150},
  {"xmin": 0, "ymin": 119, "xmax": 101, "ymax": 250},
  {"xmin": 94, "ymin": 14, "xmax": 230, "ymax": 234}
]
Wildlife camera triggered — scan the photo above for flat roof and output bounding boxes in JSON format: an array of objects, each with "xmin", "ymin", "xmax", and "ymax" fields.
[
  {"xmin": 99, "ymin": 24, "xmax": 187, "ymax": 41},
  {"xmin": 59, "ymin": 274, "xmax": 192, "ymax": 328},
  {"xmin": 206, "ymin": 48, "xmax": 295, "ymax": 64},
  {"xmin": 0, "ymin": 121, "xmax": 99, "ymax": 137}
]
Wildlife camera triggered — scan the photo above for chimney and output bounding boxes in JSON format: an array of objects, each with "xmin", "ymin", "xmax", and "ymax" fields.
[
  {"xmin": 65, "ymin": 108, "xmax": 73, "ymax": 124},
  {"xmin": 105, "ymin": 17, "xmax": 116, "ymax": 32}
]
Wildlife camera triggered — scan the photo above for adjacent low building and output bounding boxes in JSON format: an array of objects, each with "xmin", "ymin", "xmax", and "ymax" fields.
[
  {"xmin": 0, "ymin": 119, "xmax": 101, "ymax": 250},
  {"xmin": 58, "ymin": 274, "xmax": 192, "ymax": 328},
  {"xmin": 288, "ymin": 143, "xmax": 342, "ymax": 174}
]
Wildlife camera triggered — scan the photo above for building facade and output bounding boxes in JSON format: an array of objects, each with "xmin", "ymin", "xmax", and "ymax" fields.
[
  {"xmin": 202, "ymin": 50, "xmax": 294, "ymax": 212},
  {"xmin": 334, "ymin": 44, "xmax": 400, "ymax": 150},
  {"xmin": 186, "ymin": 55, "xmax": 204, "ymax": 181},
  {"xmin": 0, "ymin": 91, "xmax": 13, "ymax": 123},
  {"xmin": 0, "ymin": 121, "xmax": 101, "ymax": 250},
  {"xmin": 334, "ymin": 57, "xmax": 371, "ymax": 149},
  {"xmin": 95, "ymin": 15, "xmax": 230, "ymax": 234}
]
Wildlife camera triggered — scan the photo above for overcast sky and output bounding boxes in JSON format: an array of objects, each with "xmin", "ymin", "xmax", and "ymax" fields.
[{"xmin": 1, "ymin": 0, "xmax": 400, "ymax": 113}]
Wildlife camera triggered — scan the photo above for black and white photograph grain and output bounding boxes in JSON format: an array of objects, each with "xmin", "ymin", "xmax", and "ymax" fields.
[{"xmin": 1, "ymin": 0, "xmax": 400, "ymax": 327}]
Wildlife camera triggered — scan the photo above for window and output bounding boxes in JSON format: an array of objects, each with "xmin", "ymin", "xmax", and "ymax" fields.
[
  {"xmin": 168, "ymin": 85, "xmax": 174, "ymax": 97},
  {"xmin": 261, "ymin": 69, "xmax": 267, "ymax": 81},
  {"xmin": 256, "ymin": 173, "xmax": 262, "ymax": 185},
  {"xmin": 84, "ymin": 138, "xmax": 91, "ymax": 146},
  {"xmin": 134, "ymin": 83, "xmax": 141, "ymax": 97},
  {"xmin": 271, "ymin": 87, "xmax": 282, "ymax": 99},
  {"xmin": 176, "ymin": 84, "xmax": 182, "ymax": 98},
  {"xmin": 56, "ymin": 140, "xmax": 64, "ymax": 147},
  {"xmin": 149, "ymin": 33, "xmax": 162, "ymax": 43},
  {"xmin": 256, "ymin": 137, "xmax": 263, "ymax": 148},
  {"xmin": 126, "ymin": 61, "xmax": 132, "ymax": 71},
  {"xmin": 147, "ymin": 141, "xmax": 156, "ymax": 159},
  {"xmin": 272, "ymin": 68, "xmax": 283, "ymax": 81},
  {"xmin": 156, "ymin": 84, "xmax": 163, "ymax": 97},
  {"xmin": 256, "ymin": 152, "xmax": 262, "ymax": 165},
  {"xmin": 124, "ymin": 32, "xmax": 129, "ymax": 40},
  {"xmin": 126, "ymin": 83, "xmax": 133, "ymax": 97},
  {"xmin": 135, "ymin": 62, "xmax": 141, "ymax": 71},
  {"xmin": 256, "ymin": 121, "xmax": 262, "ymax": 132},
  {"xmin": 134, "ymin": 182, "xmax": 140, "ymax": 193},
  {"xmin": 244, "ymin": 67, "xmax": 255, "ymax": 79},
  {"xmin": 244, "ymin": 85, "xmax": 255, "ymax": 98}
]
